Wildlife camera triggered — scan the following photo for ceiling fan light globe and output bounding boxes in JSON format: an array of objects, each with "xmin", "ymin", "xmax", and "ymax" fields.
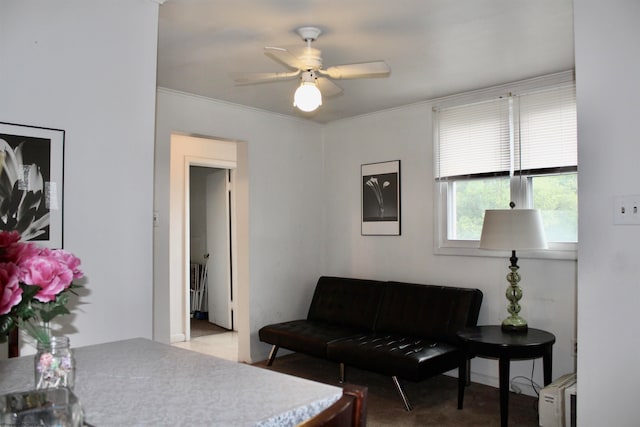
[{"xmin": 293, "ymin": 82, "xmax": 322, "ymax": 112}]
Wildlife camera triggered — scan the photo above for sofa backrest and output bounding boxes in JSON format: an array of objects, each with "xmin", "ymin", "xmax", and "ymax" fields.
[
  {"xmin": 375, "ymin": 282, "xmax": 483, "ymax": 343},
  {"xmin": 307, "ymin": 276, "xmax": 385, "ymax": 330}
]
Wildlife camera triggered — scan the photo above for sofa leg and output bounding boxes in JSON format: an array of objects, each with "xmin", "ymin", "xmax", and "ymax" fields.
[
  {"xmin": 339, "ymin": 362, "xmax": 345, "ymax": 383},
  {"xmin": 392, "ymin": 376, "xmax": 413, "ymax": 412},
  {"xmin": 458, "ymin": 358, "xmax": 467, "ymax": 409},
  {"xmin": 266, "ymin": 345, "xmax": 279, "ymax": 366}
]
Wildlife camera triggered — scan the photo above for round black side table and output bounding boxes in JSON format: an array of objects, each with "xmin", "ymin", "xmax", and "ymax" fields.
[{"xmin": 457, "ymin": 325, "xmax": 556, "ymax": 427}]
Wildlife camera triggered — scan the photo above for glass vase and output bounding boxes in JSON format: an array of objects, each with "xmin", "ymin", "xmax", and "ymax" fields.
[{"xmin": 34, "ymin": 336, "xmax": 75, "ymax": 390}]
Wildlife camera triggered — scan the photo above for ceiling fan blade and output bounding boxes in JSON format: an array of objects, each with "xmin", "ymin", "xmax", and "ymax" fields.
[
  {"xmin": 230, "ymin": 70, "xmax": 300, "ymax": 85},
  {"xmin": 317, "ymin": 77, "xmax": 343, "ymax": 97},
  {"xmin": 319, "ymin": 61, "xmax": 391, "ymax": 79},
  {"xmin": 264, "ymin": 46, "xmax": 305, "ymax": 70}
]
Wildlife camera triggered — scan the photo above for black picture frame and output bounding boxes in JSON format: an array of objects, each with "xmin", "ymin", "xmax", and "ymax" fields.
[
  {"xmin": 0, "ymin": 122, "xmax": 64, "ymax": 248},
  {"xmin": 361, "ymin": 160, "xmax": 401, "ymax": 236}
]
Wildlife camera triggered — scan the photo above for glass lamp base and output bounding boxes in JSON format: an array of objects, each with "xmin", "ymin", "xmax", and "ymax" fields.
[{"xmin": 502, "ymin": 317, "xmax": 528, "ymax": 333}]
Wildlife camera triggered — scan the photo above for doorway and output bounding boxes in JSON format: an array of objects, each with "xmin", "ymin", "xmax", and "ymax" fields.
[
  {"xmin": 180, "ymin": 165, "xmax": 238, "ymax": 361},
  {"xmin": 189, "ymin": 166, "xmax": 233, "ymax": 328},
  {"xmin": 164, "ymin": 133, "xmax": 250, "ymax": 363},
  {"xmin": 183, "ymin": 166, "xmax": 238, "ymax": 360}
]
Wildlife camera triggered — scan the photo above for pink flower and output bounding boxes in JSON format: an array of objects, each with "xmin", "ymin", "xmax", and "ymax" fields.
[
  {"xmin": 0, "ymin": 263, "xmax": 22, "ymax": 315},
  {"xmin": 8, "ymin": 241, "xmax": 43, "ymax": 265},
  {"xmin": 20, "ymin": 256, "xmax": 74, "ymax": 302},
  {"xmin": 0, "ymin": 231, "xmax": 85, "ymax": 346},
  {"xmin": 51, "ymin": 250, "xmax": 84, "ymax": 280},
  {"xmin": 0, "ymin": 231, "xmax": 23, "ymax": 263},
  {"xmin": 0, "ymin": 231, "xmax": 21, "ymax": 248}
]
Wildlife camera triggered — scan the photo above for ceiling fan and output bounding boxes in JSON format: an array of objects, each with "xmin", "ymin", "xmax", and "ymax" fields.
[{"xmin": 230, "ymin": 26, "xmax": 391, "ymax": 112}]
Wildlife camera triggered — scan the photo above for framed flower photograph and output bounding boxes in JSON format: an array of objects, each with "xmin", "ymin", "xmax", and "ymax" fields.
[
  {"xmin": 361, "ymin": 160, "xmax": 401, "ymax": 235},
  {"xmin": 0, "ymin": 122, "xmax": 64, "ymax": 248}
]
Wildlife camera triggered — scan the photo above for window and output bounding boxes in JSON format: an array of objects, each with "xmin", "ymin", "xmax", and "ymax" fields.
[{"xmin": 434, "ymin": 82, "xmax": 577, "ymax": 256}]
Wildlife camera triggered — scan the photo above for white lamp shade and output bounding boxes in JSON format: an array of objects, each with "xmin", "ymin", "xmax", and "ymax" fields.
[
  {"xmin": 479, "ymin": 209, "xmax": 548, "ymax": 250},
  {"xmin": 293, "ymin": 82, "xmax": 322, "ymax": 112}
]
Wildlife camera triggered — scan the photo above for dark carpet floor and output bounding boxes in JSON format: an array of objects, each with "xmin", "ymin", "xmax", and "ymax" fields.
[{"xmin": 254, "ymin": 353, "xmax": 540, "ymax": 427}]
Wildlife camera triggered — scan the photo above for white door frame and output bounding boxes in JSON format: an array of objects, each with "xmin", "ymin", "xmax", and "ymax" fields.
[
  {"xmin": 168, "ymin": 134, "xmax": 250, "ymax": 361},
  {"xmin": 183, "ymin": 157, "xmax": 235, "ymax": 340}
]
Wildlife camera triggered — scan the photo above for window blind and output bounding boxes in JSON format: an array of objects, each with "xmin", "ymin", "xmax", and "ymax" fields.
[
  {"xmin": 436, "ymin": 97, "xmax": 511, "ymax": 180},
  {"xmin": 435, "ymin": 84, "xmax": 577, "ymax": 180},
  {"xmin": 518, "ymin": 85, "xmax": 577, "ymax": 173}
]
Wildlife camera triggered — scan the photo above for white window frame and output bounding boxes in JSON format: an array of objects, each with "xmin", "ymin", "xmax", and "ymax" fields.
[{"xmin": 433, "ymin": 71, "xmax": 577, "ymax": 261}]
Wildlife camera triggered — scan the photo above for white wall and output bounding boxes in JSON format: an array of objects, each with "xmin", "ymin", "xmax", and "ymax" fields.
[
  {"xmin": 574, "ymin": 1, "xmax": 640, "ymax": 425},
  {"xmin": 154, "ymin": 90, "xmax": 325, "ymax": 361},
  {"xmin": 323, "ymin": 103, "xmax": 577, "ymax": 394},
  {"xmin": 0, "ymin": 0, "xmax": 159, "ymax": 352}
]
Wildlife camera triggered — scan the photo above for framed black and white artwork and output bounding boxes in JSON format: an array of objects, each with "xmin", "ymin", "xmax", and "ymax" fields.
[
  {"xmin": 361, "ymin": 160, "xmax": 401, "ymax": 236},
  {"xmin": 0, "ymin": 122, "xmax": 64, "ymax": 248}
]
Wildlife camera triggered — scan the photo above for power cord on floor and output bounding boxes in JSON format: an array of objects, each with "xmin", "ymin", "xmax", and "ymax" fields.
[
  {"xmin": 510, "ymin": 359, "xmax": 541, "ymax": 395},
  {"xmin": 510, "ymin": 359, "xmax": 541, "ymax": 413}
]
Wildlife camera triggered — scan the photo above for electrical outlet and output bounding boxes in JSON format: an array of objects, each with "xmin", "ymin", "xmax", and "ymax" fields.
[{"xmin": 613, "ymin": 195, "xmax": 640, "ymax": 225}]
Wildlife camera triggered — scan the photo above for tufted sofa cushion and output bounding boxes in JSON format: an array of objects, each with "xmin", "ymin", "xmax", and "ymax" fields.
[
  {"xmin": 258, "ymin": 277, "xmax": 386, "ymax": 357},
  {"xmin": 376, "ymin": 282, "xmax": 483, "ymax": 344},
  {"xmin": 306, "ymin": 276, "xmax": 386, "ymax": 330},
  {"xmin": 258, "ymin": 319, "xmax": 367, "ymax": 358},
  {"xmin": 326, "ymin": 334, "xmax": 462, "ymax": 381},
  {"xmin": 325, "ymin": 282, "xmax": 482, "ymax": 381}
]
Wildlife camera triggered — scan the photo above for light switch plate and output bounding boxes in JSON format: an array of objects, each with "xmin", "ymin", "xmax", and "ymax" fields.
[{"xmin": 613, "ymin": 195, "xmax": 640, "ymax": 225}]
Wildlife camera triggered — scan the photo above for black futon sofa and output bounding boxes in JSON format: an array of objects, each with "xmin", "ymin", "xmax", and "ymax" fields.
[{"xmin": 259, "ymin": 276, "xmax": 483, "ymax": 411}]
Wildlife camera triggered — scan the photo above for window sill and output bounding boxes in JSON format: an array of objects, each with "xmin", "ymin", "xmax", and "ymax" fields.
[{"xmin": 434, "ymin": 240, "xmax": 577, "ymax": 261}]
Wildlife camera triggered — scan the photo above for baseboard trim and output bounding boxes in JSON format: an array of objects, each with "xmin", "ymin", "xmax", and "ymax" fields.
[{"xmin": 171, "ymin": 333, "xmax": 186, "ymax": 343}]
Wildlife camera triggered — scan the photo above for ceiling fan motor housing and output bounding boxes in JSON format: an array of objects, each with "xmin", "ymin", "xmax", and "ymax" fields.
[
  {"xmin": 296, "ymin": 26, "xmax": 322, "ymax": 42},
  {"xmin": 300, "ymin": 70, "xmax": 318, "ymax": 83}
]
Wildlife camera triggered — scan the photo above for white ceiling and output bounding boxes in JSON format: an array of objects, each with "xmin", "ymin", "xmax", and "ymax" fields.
[{"xmin": 157, "ymin": 0, "xmax": 574, "ymax": 124}]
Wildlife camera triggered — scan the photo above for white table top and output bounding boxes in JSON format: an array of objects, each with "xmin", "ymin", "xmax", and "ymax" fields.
[{"xmin": 0, "ymin": 338, "xmax": 341, "ymax": 427}]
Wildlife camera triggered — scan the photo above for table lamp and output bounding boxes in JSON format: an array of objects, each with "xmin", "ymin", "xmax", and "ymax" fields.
[{"xmin": 479, "ymin": 202, "xmax": 547, "ymax": 332}]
